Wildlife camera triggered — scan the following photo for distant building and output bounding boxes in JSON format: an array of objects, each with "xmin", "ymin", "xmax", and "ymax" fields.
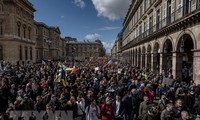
[
  {"xmin": 65, "ymin": 37, "xmax": 105, "ymax": 62},
  {"xmin": 35, "ymin": 22, "xmax": 62, "ymax": 61}
]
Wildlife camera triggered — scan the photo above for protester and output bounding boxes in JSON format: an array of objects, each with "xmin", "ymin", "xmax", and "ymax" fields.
[
  {"xmin": 112, "ymin": 94, "xmax": 125, "ymax": 120},
  {"xmin": 101, "ymin": 97, "xmax": 113, "ymax": 120},
  {"xmin": 0, "ymin": 60, "xmax": 199, "ymax": 120},
  {"xmin": 85, "ymin": 99, "xmax": 100, "ymax": 120}
]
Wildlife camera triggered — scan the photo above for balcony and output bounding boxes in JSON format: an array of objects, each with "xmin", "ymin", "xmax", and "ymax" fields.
[{"xmin": 122, "ymin": 2, "xmax": 200, "ymax": 50}]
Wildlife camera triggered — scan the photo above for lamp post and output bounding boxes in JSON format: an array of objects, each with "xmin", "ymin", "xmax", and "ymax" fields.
[{"xmin": 46, "ymin": 39, "xmax": 52, "ymax": 61}]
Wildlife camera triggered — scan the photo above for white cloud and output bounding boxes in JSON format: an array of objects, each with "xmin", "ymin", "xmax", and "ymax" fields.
[
  {"xmin": 85, "ymin": 33, "xmax": 101, "ymax": 40},
  {"xmin": 91, "ymin": 0, "xmax": 131, "ymax": 21},
  {"xmin": 73, "ymin": 0, "xmax": 86, "ymax": 8},
  {"xmin": 98, "ymin": 26, "xmax": 121, "ymax": 31},
  {"xmin": 102, "ymin": 41, "xmax": 114, "ymax": 53}
]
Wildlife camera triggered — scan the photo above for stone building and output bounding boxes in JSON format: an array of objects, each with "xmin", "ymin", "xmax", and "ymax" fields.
[
  {"xmin": 0, "ymin": 0, "xmax": 36, "ymax": 65},
  {"xmin": 118, "ymin": 0, "xmax": 200, "ymax": 84},
  {"xmin": 0, "ymin": 0, "xmax": 67, "ymax": 64},
  {"xmin": 35, "ymin": 22, "xmax": 62, "ymax": 62},
  {"xmin": 65, "ymin": 37, "xmax": 105, "ymax": 62}
]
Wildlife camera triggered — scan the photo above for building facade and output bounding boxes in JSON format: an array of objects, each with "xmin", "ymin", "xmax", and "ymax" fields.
[
  {"xmin": 65, "ymin": 37, "xmax": 105, "ymax": 62},
  {"xmin": 0, "ymin": 0, "xmax": 67, "ymax": 64},
  {"xmin": 34, "ymin": 22, "xmax": 62, "ymax": 62},
  {"xmin": 119, "ymin": 0, "xmax": 200, "ymax": 84},
  {"xmin": 111, "ymin": 32, "xmax": 123, "ymax": 61},
  {"xmin": 0, "ymin": 0, "xmax": 36, "ymax": 65}
]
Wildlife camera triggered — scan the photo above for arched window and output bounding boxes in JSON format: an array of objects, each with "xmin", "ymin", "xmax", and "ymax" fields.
[
  {"xmin": 0, "ymin": 45, "xmax": 3, "ymax": 60},
  {"xmin": 19, "ymin": 45, "xmax": 22, "ymax": 60}
]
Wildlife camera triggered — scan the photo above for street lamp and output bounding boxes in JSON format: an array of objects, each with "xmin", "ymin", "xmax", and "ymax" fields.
[{"xmin": 46, "ymin": 39, "xmax": 52, "ymax": 60}]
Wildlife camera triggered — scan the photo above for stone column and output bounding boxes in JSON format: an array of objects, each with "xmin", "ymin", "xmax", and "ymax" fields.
[
  {"xmin": 193, "ymin": 49, "xmax": 200, "ymax": 85},
  {"xmin": 159, "ymin": 53, "xmax": 167, "ymax": 74},
  {"xmin": 145, "ymin": 53, "xmax": 148, "ymax": 68},
  {"xmin": 160, "ymin": 53, "xmax": 164, "ymax": 74},
  {"xmin": 134, "ymin": 52, "xmax": 137, "ymax": 66},
  {"xmin": 172, "ymin": 52, "xmax": 183, "ymax": 80}
]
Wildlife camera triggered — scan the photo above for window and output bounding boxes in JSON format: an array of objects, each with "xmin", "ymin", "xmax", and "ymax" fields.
[
  {"xmin": 28, "ymin": 27, "xmax": 31, "ymax": 39},
  {"xmin": 156, "ymin": 9, "xmax": 161, "ymax": 30},
  {"xmin": 17, "ymin": 23, "xmax": 21, "ymax": 37},
  {"xmin": 0, "ymin": 22, "xmax": 3, "ymax": 35},
  {"xmin": 0, "ymin": 45, "xmax": 3, "ymax": 60},
  {"xmin": 167, "ymin": 0, "xmax": 172, "ymax": 24},
  {"xmin": 23, "ymin": 25, "xmax": 26, "ymax": 38},
  {"xmin": 139, "ymin": 26, "xmax": 142, "ymax": 36},
  {"xmin": 30, "ymin": 47, "xmax": 32, "ymax": 60},
  {"xmin": 149, "ymin": 16, "xmax": 153, "ymax": 34},
  {"xmin": 144, "ymin": 21, "xmax": 147, "ymax": 36},
  {"xmin": 25, "ymin": 46, "xmax": 28, "ymax": 60},
  {"xmin": 178, "ymin": 0, "xmax": 182, "ymax": 13},
  {"xmin": 140, "ymin": 4, "xmax": 143, "ymax": 16},
  {"xmin": 144, "ymin": 0, "xmax": 147, "ymax": 11},
  {"xmin": 19, "ymin": 45, "xmax": 22, "ymax": 60},
  {"xmin": 136, "ymin": 10, "xmax": 139, "ymax": 21}
]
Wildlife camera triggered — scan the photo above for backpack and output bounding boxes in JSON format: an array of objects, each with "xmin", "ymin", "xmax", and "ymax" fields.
[{"xmin": 87, "ymin": 105, "xmax": 98, "ymax": 114}]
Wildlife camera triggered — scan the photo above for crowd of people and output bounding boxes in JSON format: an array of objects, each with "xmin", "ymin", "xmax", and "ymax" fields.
[{"xmin": 0, "ymin": 60, "xmax": 200, "ymax": 120}]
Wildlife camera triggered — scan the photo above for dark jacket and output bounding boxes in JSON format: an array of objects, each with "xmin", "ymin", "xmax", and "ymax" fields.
[
  {"xmin": 112, "ymin": 100, "xmax": 125, "ymax": 118},
  {"xmin": 142, "ymin": 111, "xmax": 160, "ymax": 120},
  {"xmin": 160, "ymin": 109, "xmax": 174, "ymax": 120}
]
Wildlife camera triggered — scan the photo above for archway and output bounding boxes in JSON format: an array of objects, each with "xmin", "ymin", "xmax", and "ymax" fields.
[
  {"xmin": 163, "ymin": 39, "xmax": 173, "ymax": 76},
  {"xmin": 147, "ymin": 45, "xmax": 152, "ymax": 69},
  {"xmin": 176, "ymin": 34, "xmax": 194, "ymax": 82},
  {"xmin": 153, "ymin": 42, "xmax": 160, "ymax": 73}
]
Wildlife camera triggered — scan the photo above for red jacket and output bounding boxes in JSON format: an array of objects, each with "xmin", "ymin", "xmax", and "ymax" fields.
[{"xmin": 101, "ymin": 104, "xmax": 113, "ymax": 120}]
